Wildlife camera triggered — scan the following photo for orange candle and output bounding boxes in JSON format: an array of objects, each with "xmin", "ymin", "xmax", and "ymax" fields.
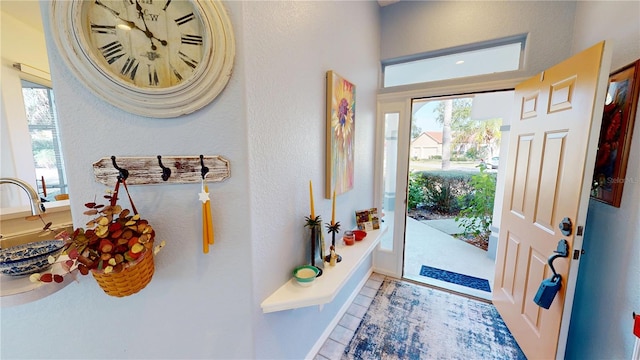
[
  {"xmin": 205, "ymin": 185, "xmax": 214, "ymax": 245},
  {"xmin": 309, "ymin": 180, "xmax": 315, "ymax": 218},
  {"xmin": 331, "ymin": 189, "xmax": 336, "ymax": 224},
  {"xmin": 202, "ymin": 201, "xmax": 208, "ymax": 254}
]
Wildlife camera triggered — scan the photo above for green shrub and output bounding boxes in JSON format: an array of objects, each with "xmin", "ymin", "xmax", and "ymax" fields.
[
  {"xmin": 455, "ymin": 164, "xmax": 496, "ymax": 240},
  {"xmin": 408, "ymin": 175, "xmax": 425, "ymax": 210},
  {"xmin": 410, "ymin": 170, "xmax": 474, "ymax": 214},
  {"xmin": 429, "ymin": 155, "xmax": 442, "ymax": 160},
  {"xmin": 465, "ymin": 147, "xmax": 478, "ymax": 160}
]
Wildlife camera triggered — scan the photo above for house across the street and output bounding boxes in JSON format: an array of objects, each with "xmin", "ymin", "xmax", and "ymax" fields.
[{"xmin": 411, "ymin": 131, "xmax": 443, "ymax": 159}]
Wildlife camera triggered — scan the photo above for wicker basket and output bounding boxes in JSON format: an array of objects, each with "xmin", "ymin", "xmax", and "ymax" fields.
[
  {"xmin": 92, "ymin": 240, "xmax": 155, "ymax": 297},
  {"xmin": 90, "ymin": 178, "xmax": 156, "ymax": 297}
]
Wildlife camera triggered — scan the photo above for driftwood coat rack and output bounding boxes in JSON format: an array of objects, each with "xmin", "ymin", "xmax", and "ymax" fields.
[{"xmin": 92, "ymin": 155, "xmax": 230, "ymax": 186}]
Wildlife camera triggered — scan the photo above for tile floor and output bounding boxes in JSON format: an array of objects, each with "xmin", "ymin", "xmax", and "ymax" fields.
[
  {"xmin": 315, "ymin": 218, "xmax": 496, "ymax": 359},
  {"xmin": 314, "ymin": 273, "xmax": 385, "ymax": 360}
]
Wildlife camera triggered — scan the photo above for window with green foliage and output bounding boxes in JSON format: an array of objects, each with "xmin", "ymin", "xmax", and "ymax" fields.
[{"xmin": 21, "ymin": 80, "xmax": 67, "ymax": 199}]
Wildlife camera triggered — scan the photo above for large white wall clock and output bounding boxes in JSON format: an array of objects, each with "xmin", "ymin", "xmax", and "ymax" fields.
[{"xmin": 50, "ymin": 0, "xmax": 235, "ymax": 118}]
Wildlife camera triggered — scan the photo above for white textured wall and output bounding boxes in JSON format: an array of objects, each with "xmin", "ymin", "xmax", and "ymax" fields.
[
  {"xmin": 380, "ymin": 1, "xmax": 576, "ymax": 82},
  {"xmin": 0, "ymin": 10, "xmax": 49, "ymax": 207},
  {"xmin": 566, "ymin": 2, "xmax": 640, "ymax": 359},
  {"xmin": 242, "ymin": 1, "xmax": 380, "ymax": 358},
  {"xmin": 1, "ymin": 1, "xmax": 380, "ymax": 359},
  {"xmin": 1, "ymin": 2, "xmax": 255, "ymax": 359}
]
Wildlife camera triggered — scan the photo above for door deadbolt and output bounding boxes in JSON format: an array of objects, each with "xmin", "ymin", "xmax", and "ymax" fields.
[{"xmin": 559, "ymin": 217, "xmax": 572, "ymax": 236}]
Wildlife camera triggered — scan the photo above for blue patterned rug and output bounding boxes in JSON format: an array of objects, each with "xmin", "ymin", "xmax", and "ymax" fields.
[
  {"xmin": 419, "ymin": 265, "xmax": 491, "ymax": 292},
  {"xmin": 343, "ymin": 278, "xmax": 526, "ymax": 359}
]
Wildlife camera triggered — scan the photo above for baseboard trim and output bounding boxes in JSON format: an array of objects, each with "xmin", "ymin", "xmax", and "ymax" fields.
[{"xmin": 305, "ymin": 268, "xmax": 373, "ymax": 360}]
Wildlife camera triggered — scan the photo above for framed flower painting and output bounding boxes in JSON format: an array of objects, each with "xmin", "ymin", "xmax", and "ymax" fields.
[{"xmin": 325, "ymin": 70, "xmax": 355, "ymax": 198}]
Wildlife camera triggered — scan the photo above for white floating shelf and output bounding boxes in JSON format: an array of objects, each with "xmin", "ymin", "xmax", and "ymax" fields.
[
  {"xmin": 0, "ymin": 256, "xmax": 76, "ymax": 307},
  {"xmin": 260, "ymin": 225, "xmax": 387, "ymax": 313}
]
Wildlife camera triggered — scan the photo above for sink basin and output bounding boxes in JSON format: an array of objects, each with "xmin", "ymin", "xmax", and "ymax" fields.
[
  {"xmin": 0, "ymin": 226, "xmax": 73, "ymax": 276},
  {"xmin": 0, "ymin": 225, "xmax": 73, "ymax": 250},
  {"xmin": 0, "ymin": 225, "xmax": 76, "ymax": 306}
]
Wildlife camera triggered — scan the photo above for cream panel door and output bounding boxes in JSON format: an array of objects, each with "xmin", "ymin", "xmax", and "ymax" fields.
[{"xmin": 493, "ymin": 41, "xmax": 612, "ymax": 359}]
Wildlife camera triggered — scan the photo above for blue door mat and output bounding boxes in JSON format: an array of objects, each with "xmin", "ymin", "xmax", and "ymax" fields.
[{"xmin": 419, "ymin": 265, "xmax": 491, "ymax": 292}]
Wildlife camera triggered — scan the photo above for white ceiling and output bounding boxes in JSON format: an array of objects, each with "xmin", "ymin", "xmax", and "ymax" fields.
[{"xmin": 1, "ymin": 1, "xmax": 43, "ymax": 32}]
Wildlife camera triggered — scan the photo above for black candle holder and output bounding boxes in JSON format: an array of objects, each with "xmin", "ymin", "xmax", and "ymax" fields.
[
  {"xmin": 304, "ymin": 215, "xmax": 323, "ymax": 277},
  {"xmin": 324, "ymin": 221, "xmax": 342, "ymax": 263}
]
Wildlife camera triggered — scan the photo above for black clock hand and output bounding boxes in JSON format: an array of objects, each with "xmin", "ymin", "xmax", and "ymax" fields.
[
  {"xmin": 135, "ymin": 0, "xmax": 167, "ymax": 50},
  {"xmin": 95, "ymin": 0, "xmax": 167, "ymax": 50},
  {"xmin": 119, "ymin": 18, "xmax": 167, "ymax": 49},
  {"xmin": 95, "ymin": 0, "xmax": 120, "ymax": 17}
]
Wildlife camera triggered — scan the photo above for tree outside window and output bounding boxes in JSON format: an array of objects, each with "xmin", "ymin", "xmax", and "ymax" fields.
[{"xmin": 22, "ymin": 80, "xmax": 67, "ymax": 199}]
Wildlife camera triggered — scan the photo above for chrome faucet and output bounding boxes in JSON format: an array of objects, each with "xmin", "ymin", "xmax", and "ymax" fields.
[{"xmin": 0, "ymin": 177, "xmax": 45, "ymax": 216}]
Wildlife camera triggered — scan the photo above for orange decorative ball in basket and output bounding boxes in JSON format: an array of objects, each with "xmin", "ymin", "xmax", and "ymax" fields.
[{"xmin": 57, "ymin": 178, "xmax": 158, "ymax": 297}]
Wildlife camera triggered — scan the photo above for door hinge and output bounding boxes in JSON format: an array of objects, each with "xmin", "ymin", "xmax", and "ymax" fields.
[
  {"xmin": 573, "ymin": 249, "xmax": 585, "ymax": 260},
  {"xmin": 577, "ymin": 226, "xmax": 584, "ymax": 236}
]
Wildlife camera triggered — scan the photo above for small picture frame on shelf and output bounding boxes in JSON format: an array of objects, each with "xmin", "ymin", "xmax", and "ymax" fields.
[{"xmin": 355, "ymin": 208, "xmax": 379, "ymax": 231}]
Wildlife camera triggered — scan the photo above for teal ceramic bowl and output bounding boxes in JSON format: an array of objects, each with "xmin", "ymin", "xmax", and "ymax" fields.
[{"xmin": 293, "ymin": 265, "xmax": 320, "ymax": 287}]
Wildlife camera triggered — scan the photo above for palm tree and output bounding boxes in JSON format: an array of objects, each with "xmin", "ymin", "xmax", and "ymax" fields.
[
  {"xmin": 441, "ymin": 99, "xmax": 453, "ymax": 169},
  {"xmin": 434, "ymin": 98, "xmax": 471, "ymax": 169}
]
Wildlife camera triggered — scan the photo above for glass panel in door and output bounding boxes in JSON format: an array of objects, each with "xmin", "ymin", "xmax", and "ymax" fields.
[{"xmin": 373, "ymin": 100, "xmax": 410, "ymax": 278}]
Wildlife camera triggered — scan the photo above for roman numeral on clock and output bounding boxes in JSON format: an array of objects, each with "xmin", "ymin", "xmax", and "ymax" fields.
[
  {"xmin": 178, "ymin": 51, "xmax": 198, "ymax": 69},
  {"xmin": 181, "ymin": 34, "xmax": 203, "ymax": 46},
  {"xmin": 171, "ymin": 65, "xmax": 183, "ymax": 82},
  {"xmin": 148, "ymin": 65, "xmax": 159, "ymax": 86},
  {"xmin": 120, "ymin": 57, "xmax": 139, "ymax": 80},
  {"xmin": 174, "ymin": 12, "xmax": 195, "ymax": 26},
  {"xmin": 91, "ymin": 24, "xmax": 116, "ymax": 35},
  {"xmin": 99, "ymin": 41, "xmax": 125, "ymax": 64}
]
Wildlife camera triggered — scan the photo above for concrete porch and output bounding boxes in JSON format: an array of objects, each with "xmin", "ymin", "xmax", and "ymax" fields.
[{"xmin": 403, "ymin": 216, "xmax": 496, "ymax": 300}]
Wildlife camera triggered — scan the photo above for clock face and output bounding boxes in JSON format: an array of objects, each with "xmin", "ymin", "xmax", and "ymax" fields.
[
  {"xmin": 50, "ymin": 0, "xmax": 235, "ymax": 118},
  {"xmin": 82, "ymin": 0, "xmax": 206, "ymax": 89}
]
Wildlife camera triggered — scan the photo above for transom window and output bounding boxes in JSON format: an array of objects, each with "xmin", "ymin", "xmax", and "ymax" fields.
[{"xmin": 383, "ymin": 36, "xmax": 525, "ymax": 87}]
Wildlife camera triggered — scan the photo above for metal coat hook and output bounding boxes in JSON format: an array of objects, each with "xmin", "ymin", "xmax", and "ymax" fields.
[
  {"xmin": 157, "ymin": 155, "xmax": 171, "ymax": 181},
  {"xmin": 111, "ymin": 156, "xmax": 129, "ymax": 181},
  {"xmin": 200, "ymin": 154, "xmax": 209, "ymax": 179}
]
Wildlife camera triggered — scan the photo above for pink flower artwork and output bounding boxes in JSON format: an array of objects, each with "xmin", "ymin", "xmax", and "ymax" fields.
[{"xmin": 326, "ymin": 70, "xmax": 355, "ymax": 198}]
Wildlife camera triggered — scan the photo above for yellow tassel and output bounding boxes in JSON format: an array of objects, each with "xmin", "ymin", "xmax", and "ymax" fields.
[{"xmin": 205, "ymin": 185, "xmax": 214, "ymax": 245}]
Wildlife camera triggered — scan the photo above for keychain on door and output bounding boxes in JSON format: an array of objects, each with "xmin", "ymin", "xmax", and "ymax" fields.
[{"xmin": 534, "ymin": 239, "xmax": 569, "ymax": 309}]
